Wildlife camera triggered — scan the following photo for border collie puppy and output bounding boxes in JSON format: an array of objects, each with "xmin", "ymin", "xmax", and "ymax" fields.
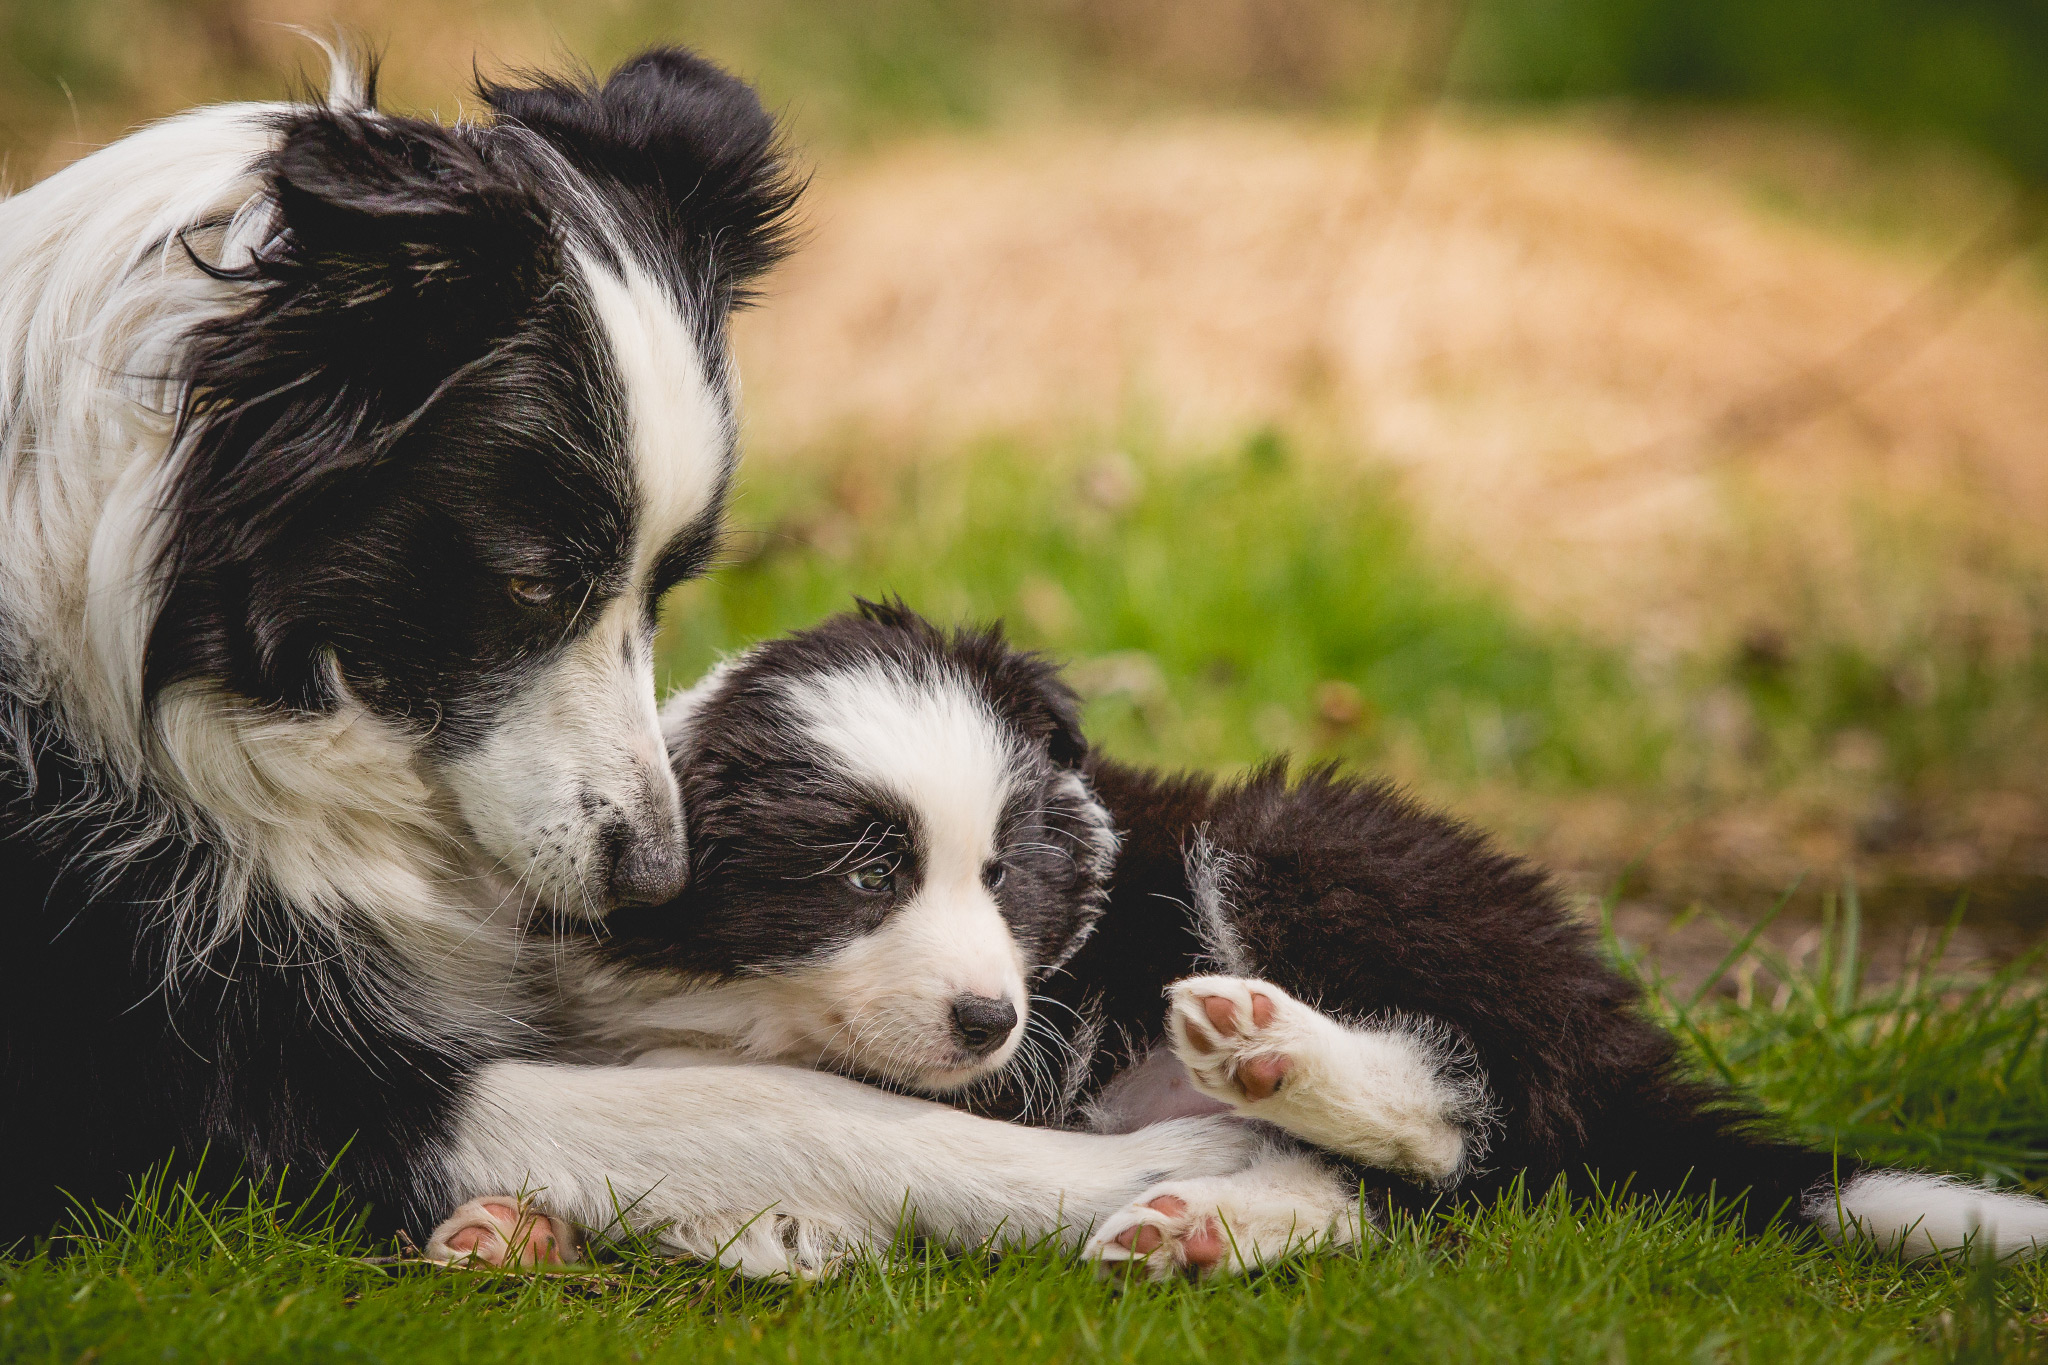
[
  {"xmin": 457, "ymin": 601, "xmax": 2048, "ymax": 1276},
  {"xmin": 0, "ymin": 52, "xmax": 1259, "ymax": 1272}
]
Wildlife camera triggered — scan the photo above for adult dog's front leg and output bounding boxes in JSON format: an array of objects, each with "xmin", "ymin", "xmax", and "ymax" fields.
[{"xmin": 435, "ymin": 1061, "xmax": 1262, "ymax": 1276}]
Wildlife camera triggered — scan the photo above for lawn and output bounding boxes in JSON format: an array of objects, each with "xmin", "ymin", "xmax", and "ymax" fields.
[
  {"xmin": 6, "ymin": 446, "xmax": 2048, "ymax": 1364},
  {"xmin": 5, "ymin": 903, "xmax": 2046, "ymax": 1365}
]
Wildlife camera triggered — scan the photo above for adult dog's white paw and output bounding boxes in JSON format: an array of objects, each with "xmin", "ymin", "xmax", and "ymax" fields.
[
  {"xmin": 1166, "ymin": 975, "xmax": 1484, "ymax": 1184},
  {"xmin": 1083, "ymin": 1155, "xmax": 1366, "ymax": 1281},
  {"xmin": 425, "ymin": 1196, "xmax": 580, "ymax": 1268}
]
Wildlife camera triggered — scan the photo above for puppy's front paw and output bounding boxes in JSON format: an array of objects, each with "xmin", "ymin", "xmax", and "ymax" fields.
[
  {"xmin": 426, "ymin": 1196, "xmax": 580, "ymax": 1268},
  {"xmin": 1086, "ymin": 1191, "xmax": 1227, "ymax": 1280}
]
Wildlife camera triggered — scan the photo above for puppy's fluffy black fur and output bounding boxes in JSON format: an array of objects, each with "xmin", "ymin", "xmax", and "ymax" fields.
[{"xmin": 1062, "ymin": 761, "xmax": 1840, "ymax": 1225}]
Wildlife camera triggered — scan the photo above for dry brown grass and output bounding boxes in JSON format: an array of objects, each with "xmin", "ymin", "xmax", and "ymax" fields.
[{"xmin": 734, "ymin": 113, "xmax": 2048, "ymax": 665}]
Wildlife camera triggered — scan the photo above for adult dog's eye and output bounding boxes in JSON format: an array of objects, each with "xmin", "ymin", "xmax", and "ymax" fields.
[
  {"xmin": 507, "ymin": 576, "xmax": 558, "ymax": 609},
  {"xmin": 983, "ymin": 861, "xmax": 1006, "ymax": 890},
  {"xmin": 847, "ymin": 862, "xmax": 895, "ymax": 894}
]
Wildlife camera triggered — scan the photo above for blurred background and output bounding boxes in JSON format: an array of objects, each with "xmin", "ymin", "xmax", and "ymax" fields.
[{"xmin": 6, "ymin": 0, "xmax": 2047, "ymax": 979}]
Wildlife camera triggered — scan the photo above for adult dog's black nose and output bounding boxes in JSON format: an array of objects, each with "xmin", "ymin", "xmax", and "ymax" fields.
[
  {"xmin": 950, "ymin": 995, "xmax": 1019, "ymax": 1057},
  {"xmin": 605, "ymin": 820, "xmax": 687, "ymax": 908}
]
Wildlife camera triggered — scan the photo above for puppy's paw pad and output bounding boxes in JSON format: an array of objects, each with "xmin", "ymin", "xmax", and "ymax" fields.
[
  {"xmin": 426, "ymin": 1197, "xmax": 577, "ymax": 1268},
  {"xmin": 1169, "ymin": 976, "xmax": 1304, "ymax": 1105},
  {"xmin": 1088, "ymin": 1192, "xmax": 1225, "ymax": 1280}
]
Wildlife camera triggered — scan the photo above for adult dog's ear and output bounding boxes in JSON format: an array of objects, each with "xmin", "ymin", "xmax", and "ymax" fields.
[
  {"xmin": 480, "ymin": 47, "xmax": 802, "ymax": 307},
  {"xmin": 261, "ymin": 111, "xmax": 554, "ymax": 362},
  {"xmin": 167, "ymin": 111, "xmax": 552, "ymax": 556},
  {"xmin": 272, "ymin": 112, "xmax": 528, "ymax": 244}
]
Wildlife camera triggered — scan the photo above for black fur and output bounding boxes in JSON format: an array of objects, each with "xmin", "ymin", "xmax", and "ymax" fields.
[{"xmin": 0, "ymin": 49, "xmax": 798, "ymax": 1247}]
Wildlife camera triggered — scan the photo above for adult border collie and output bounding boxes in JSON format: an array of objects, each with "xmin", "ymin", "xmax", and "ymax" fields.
[
  {"xmin": 493, "ymin": 602, "xmax": 2048, "ymax": 1277},
  {"xmin": 0, "ymin": 50, "xmax": 1259, "ymax": 1272}
]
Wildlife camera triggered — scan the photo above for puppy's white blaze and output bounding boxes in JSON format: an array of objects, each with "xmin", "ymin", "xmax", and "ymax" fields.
[
  {"xmin": 1808, "ymin": 1171, "xmax": 2048, "ymax": 1260},
  {"xmin": 575, "ymin": 249, "xmax": 729, "ymax": 579},
  {"xmin": 782, "ymin": 663, "xmax": 1018, "ymax": 876},
  {"xmin": 778, "ymin": 662, "xmax": 1031, "ymax": 1084}
]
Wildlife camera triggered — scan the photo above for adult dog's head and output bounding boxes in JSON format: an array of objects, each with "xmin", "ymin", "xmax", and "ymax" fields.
[
  {"xmin": 579, "ymin": 602, "xmax": 1119, "ymax": 1096},
  {"xmin": 0, "ymin": 47, "xmax": 798, "ymax": 923}
]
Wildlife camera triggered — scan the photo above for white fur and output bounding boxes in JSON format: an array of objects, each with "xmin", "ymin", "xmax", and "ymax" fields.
[
  {"xmin": 1168, "ymin": 974, "xmax": 1493, "ymax": 1184},
  {"xmin": 1807, "ymin": 1170, "xmax": 2048, "ymax": 1261},
  {"xmin": 441, "ymin": 591, "xmax": 682, "ymax": 922},
  {"xmin": 438, "ymin": 1058, "xmax": 1267, "ymax": 1277},
  {"xmin": 0, "ymin": 102, "xmax": 279, "ymax": 764},
  {"xmin": 1084, "ymin": 1147, "xmax": 1369, "ymax": 1280},
  {"xmin": 1184, "ymin": 832, "xmax": 1252, "ymax": 974},
  {"xmin": 577, "ymin": 250, "xmax": 730, "ymax": 578}
]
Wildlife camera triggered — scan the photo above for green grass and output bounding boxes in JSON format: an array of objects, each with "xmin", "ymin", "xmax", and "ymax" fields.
[
  {"xmin": 658, "ymin": 434, "xmax": 2047, "ymax": 803},
  {"xmin": 8, "ymin": 905, "xmax": 2048, "ymax": 1364},
  {"xmin": 661, "ymin": 432, "xmax": 1656, "ymax": 787}
]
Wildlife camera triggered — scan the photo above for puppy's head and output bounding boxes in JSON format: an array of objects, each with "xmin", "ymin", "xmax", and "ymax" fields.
[
  {"xmin": 597, "ymin": 601, "xmax": 1116, "ymax": 1093},
  {"xmin": 145, "ymin": 50, "xmax": 799, "ymax": 917}
]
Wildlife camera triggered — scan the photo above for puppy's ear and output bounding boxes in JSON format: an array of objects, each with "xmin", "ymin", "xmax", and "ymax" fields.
[
  {"xmin": 964, "ymin": 623, "xmax": 1091, "ymax": 770},
  {"xmin": 480, "ymin": 47, "xmax": 802, "ymax": 305}
]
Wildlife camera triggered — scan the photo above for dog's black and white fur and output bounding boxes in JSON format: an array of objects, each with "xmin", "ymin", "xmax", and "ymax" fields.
[
  {"xmin": 0, "ymin": 52, "xmax": 1266, "ymax": 1269},
  {"xmin": 480, "ymin": 602, "xmax": 2048, "ymax": 1276}
]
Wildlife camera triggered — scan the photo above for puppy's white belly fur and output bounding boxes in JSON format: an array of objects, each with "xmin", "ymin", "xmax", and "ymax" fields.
[{"xmin": 440, "ymin": 1060, "xmax": 1265, "ymax": 1276}]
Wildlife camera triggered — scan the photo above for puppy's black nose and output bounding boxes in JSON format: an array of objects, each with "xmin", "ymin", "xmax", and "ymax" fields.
[
  {"xmin": 950, "ymin": 995, "xmax": 1019, "ymax": 1057},
  {"xmin": 606, "ymin": 822, "xmax": 687, "ymax": 908}
]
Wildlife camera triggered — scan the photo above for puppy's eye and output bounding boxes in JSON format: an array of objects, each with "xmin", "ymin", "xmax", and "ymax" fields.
[
  {"xmin": 983, "ymin": 861, "xmax": 1007, "ymax": 890},
  {"xmin": 507, "ymin": 576, "xmax": 558, "ymax": 609},
  {"xmin": 847, "ymin": 862, "xmax": 896, "ymax": 894}
]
